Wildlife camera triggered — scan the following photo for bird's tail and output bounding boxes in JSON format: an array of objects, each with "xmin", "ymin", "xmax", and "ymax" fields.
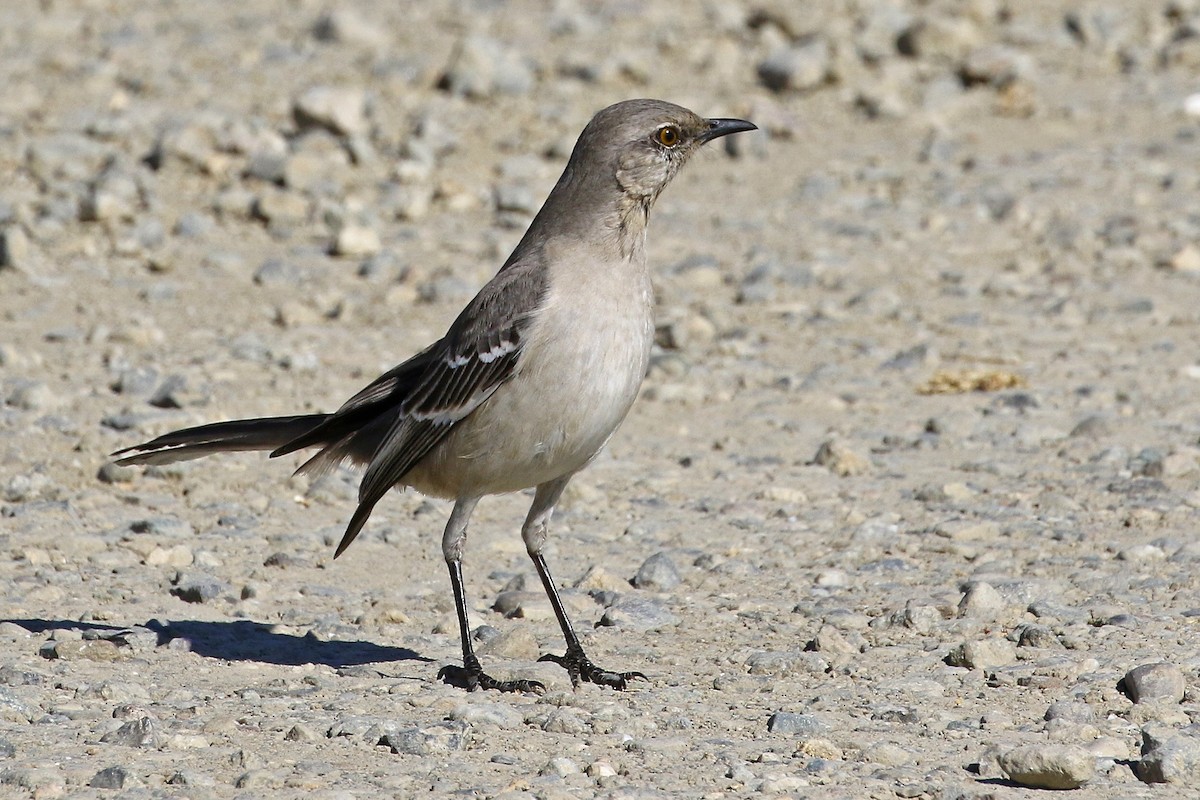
[{"xmin": 112, "ymin": 414, "xmax": 330, "ymax": 466}]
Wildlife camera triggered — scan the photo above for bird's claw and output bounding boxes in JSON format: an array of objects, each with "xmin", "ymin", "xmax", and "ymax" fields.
[
  {"xmin": 538, "ymin": 650, "xmax": 647, "ymax": 690},
  {"xmin": 437, "ymin": 664, "xmax": 545, "ymax": 694}
]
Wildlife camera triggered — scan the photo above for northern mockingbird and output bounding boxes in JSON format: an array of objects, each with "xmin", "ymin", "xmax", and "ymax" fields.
[{"xmin": 114, "ymin": 99, "xmax": 756, "ymax": 692}]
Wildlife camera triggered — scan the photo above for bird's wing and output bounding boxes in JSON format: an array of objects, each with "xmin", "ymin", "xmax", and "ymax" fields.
[{"xmin": 329, "ymin": 256, "xmax": 550, "ymax": 555}]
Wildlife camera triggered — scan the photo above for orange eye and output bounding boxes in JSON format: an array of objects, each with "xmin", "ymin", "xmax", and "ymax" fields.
[{"xmin": 655, "ymin": 125, "xmax": 680, "ymax": 148}]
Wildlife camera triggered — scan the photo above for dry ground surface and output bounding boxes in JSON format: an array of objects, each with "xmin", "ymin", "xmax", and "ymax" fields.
[{"xmin": 3, "ymin": 1, "xmax": 1200, "ymax": 797}]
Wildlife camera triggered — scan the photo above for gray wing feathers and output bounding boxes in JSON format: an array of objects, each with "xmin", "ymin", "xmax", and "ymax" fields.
[{"xmin": 329, "ymin": 256, "xmax": 549, "ymax": 556}]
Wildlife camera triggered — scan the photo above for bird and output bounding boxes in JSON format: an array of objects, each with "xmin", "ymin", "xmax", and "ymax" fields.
[{"xmin": 113, "ymin": 99, "xmax": 757, "ymax": 693}]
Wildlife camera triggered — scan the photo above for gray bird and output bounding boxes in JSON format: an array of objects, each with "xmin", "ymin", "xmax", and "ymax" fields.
[{"xmin": 113, "ymin": 99, "xmax": 756, "ymax": 692}]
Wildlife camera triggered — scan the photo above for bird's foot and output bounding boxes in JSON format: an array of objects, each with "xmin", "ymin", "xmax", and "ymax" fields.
[
  {"xmin": 437, "ymin": 664, "xmax": 544, "ymax": 694},
  {"xmin": 538, "ymin": 649, "xmax": 646, "ymax": 690}
]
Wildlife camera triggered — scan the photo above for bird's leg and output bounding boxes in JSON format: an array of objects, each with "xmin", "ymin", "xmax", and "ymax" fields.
[
  {"xmin": 436, "ymin": 497, "xmax": 543, "ymax": 693},
  {"xmin": 525, "ymin": 478, "xmax": 647, "ymax": 691}
]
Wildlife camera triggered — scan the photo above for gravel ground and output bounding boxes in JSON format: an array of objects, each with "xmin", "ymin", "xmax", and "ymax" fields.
[{"xmin": 3, "ymin": 1, "xmax": 1200, "ymax": 797}]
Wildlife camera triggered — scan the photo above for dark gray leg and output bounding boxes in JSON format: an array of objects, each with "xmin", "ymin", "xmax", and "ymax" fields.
[
  {"xmin": 524, "ymin": 477, "xmax": 647, "ymax": 690},
  {"xmin": 436, "ymin": 496, "xmax": 543, "ymax": 693}
]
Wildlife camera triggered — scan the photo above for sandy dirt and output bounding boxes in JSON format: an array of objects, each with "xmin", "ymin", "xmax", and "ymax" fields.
[{"xmin": 3, "ymin": 1, "xmax": 1200, "ymax": 797}]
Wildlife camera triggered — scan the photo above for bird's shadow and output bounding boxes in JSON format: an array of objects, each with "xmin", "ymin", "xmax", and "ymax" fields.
[{"xmin": 4, "ymin": 618, "xmax": 428, "ymax": 669}]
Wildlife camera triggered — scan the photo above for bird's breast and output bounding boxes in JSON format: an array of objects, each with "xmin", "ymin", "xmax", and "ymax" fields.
[{"xmin": 411, "ymin": 257, "xmax": 654, "ymax": 498}]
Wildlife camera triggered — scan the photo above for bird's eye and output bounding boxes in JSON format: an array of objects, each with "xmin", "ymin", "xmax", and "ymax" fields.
[{"xmin": 655, "ymin": 125, "xmax": 681, "ymax": 148}]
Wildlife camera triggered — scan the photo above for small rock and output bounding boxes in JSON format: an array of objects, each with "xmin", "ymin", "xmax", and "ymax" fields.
[
  {"xmin": 312, "ymin": 8, "xmax": 388, "ymax": 48},
  {"xmin": 1017, "ymin": 624, "xmax": 1062, "ymax": 649},
  {"xmin": 0, "ymin": 688, "xmax": 38, "ymax": 723},
  {"xmin": 961, "ymin": 45, "xmax": 1035, "ymax": 88},
  {"xmin": 100, "ymin": 717, "xmax": 162, "ymax": 748},
  {"xmin": 998, "ymin": 744, "xmax": 1094, "ymax": 789},
  {"xmin": 449, "ymin": 702, "xmax": 524, "ymax": 730},
  {"xmin": 796, "ymin": 738, "xmax": 842, "ymax": 760},
  {"xmin": 170, "ymin": 573, "xmax": 230, "ymax": 604},
  {"xmin": 1046, "ymin": 701, "xmax": 1095, "ymax": 725},
  {"xmin": 767, "ymin": 712, "xmax": 826, "ymax": 736},
  {"xmin": 90, "ymin": 766, "xmax": 130, "ymax": 789},
  {"xmin": 865, "ymin": 742, "xmax": 910, "ymax": 767},
  {"xmin": 958, "ymin": 581, "xmax": 1005, "ymax": 619},
  {"xmin": 633, "ymin": 552, "xmax": 681, "ymax": 591},
  {"xmin": 476, "ymin": 626, "xmax": 539, "ymax": 661},
  {"xmin": 542, "ymin": 756, "xmax": 580, "ymax": 777},
  {"xmin": 935, "ymin": 520, "xmax": 998, "ymax": 540},
  {"xmin": 0, "ymin": 226, "xmax": 30, "ymax": 270},
  {"xmin": 440, "ymin": 36, "xmax": 535, "ymax": 98},
  {"xmin": 493, "ymin": 590, "xmax": 554, "ymax": 621},
  {"xmin": 284, "ymin": 724, "xmax": 319, "ymax": 742},
  {"xmin": 758, "ymin": 37, "xmax": 830, "ymax": 92},
  {"xmin": 332, "ymin": 224, "xmax": 381, "ymax": 258},
  {"xmin": 1167, "ymin": 244, "xmax": 1200, "ymax": 272},
  {"xmin": 294, "ymin": 86, "xmax": 368, "ymax": 137},
  {"xmin": 899, "ymin": 15, "xmax": 981, "ymax": 61},
  {"xmin": 1138, "ymin": 724, "xmax": 1200, "ymax": 784},
  {"xmin": 7, "ymin": 381, "xmax": 62, "ymax": 411},
  {"xmin": 946, "ymin": 639, "xmax": 1016, "ymax": 670},
  {"xmin": 574, "ymin": 565, "xmax": 628, "ymax": 592},
  {"xmin": 40, "ymin": 639, "xmax": 126, "ymax": 662},
  {"xmin": 811, "ymin": 439, "xmax": 870, "ymax": 476},
  {"xmin": 806, "ymin": 625, "xmax": 857, "ymax": 655},
  {"xmin": 535, "ymin": 708, "xmax": 588, "ymax": 735},
  {"xmin": 1123, "ymin": 663, "xmax": 1186, "ymax": 705},
  {"xmin": 599, "ymin": 597, "xmax": 680, "ymax": 630},
  {"xmin": 145, "ymin": 545, "xmax": 194, "ymax": 568},
  {"xmin": 384, "ymin": 722, "xmax": 468, "ymax": 755},
  {"xmin": 252, "ymin": 189, "xmax": 309, "ymax": 228}
]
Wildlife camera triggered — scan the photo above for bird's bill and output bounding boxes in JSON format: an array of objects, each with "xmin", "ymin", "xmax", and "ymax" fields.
[{"xmin": 700, "ymin": 117, "xmax": 758, "ymax": 143}]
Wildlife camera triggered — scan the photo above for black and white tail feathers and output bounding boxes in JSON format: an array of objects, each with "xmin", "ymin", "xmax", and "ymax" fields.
[{"xmin": 111, "ymin": 414, "xmax": 329, "ymax": 466}]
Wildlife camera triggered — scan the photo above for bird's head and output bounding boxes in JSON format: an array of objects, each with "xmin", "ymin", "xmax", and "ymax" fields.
[{"xmin": 573, "ymin": 99, "xmax": 757, "ymax": 204}]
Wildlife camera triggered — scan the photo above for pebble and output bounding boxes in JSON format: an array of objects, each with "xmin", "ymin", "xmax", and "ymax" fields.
[
  {"xmin": 900, "ymin": 14, "xmax": 981, "ymax": 61},
  {"xmin": 293, "ymin": 86, "xmax": 369, "ymax": 137},
  {"xmin": 170, "ymin": 572, "xmax": 231, "ymax": 604},
  {"xmin": 100, "ymin": 716, "xmax": 162, "ymax": 748},
  {"xmin": 599, "ymin": 597, "xmax": 680, "ymax": 631},
  {"xmin": 998, "ymin": 744, "xmax": 1094, "ymax": 789},
  {"xmin": 1138, "ymin": 724, "xmax": 1200, "ymax": 784},
  {"xmin": 332, "ymin": 224, "xmax": 381, "ymax": 258},
  {"xmin": 1123, "ymin": 663, "xmax": 1185, "ymax": 705},
  {"xmin": 476, "ymin": 626, "xmax": 539, "ymax": 661},
  {"xmin": 493, "ymin": 590, "xmax": 554, "ymax": 621},
  {"xmin": 767, "ymin": 712, "xmax": 826, "ymax": 736},
  {"xmin": 758, "ymin": 37, "xmax": 831, "ymax": 93},
  {"xmin": 6, "ymin": 381, "xmax": 62, "ymax": 411},
  {"xmin": 806, "ymin": 625, "xmax": 858, "ymax": 655},
  {"xmin": 385, "ymin": 722, "xmax": 469, "ymax": 755},
  {"xmin": 573, "ymin": 565, "xmax": 628, "ymax": 593},
  {"xmin": 40, "ymin": 639, "xmax": 126, "ymax": 662},
  {"xmin": 1167, "ymin": 243, "xmax": 1200, "ymax": 272},
  {"xmin": 632, "ymin": 552, "xmax": 681, "ymax": 591},
  {"xmin": 440, "ymin": 36, "xmax": 535, "ymax": 98},
  {"xmin": 89, "ymin": 766, "xmax": 130, "ymax": 789},
  {"xmin": 534, "ymin": 708, "xmax": 588, "ymax": 735},
  {"xmin": 542, "ymin": 756, "xmax": 580, "ymax": 777},
  {"xmin": 810, "ymin": 439, "xmax": 871, "ymax": 476},
  {"xmin": 448, "ymin": 702, "xmax": 524, "ymax": 730},
  {"xmin": 253, "ymin": 189, "xmax": 309, "ymax": 228},
  {"xmin": 312, "ymin": 8, "xmax": 388, "ymax": 48},
  {"xmin": 961, "ymin": 44, "xmax": 1036, "ymax": 88},
  {"xmin": 0, "ymin": 225, "xmax": 30, "ymax": 270},
  {"xmin": 0, "ymin": 688, "xmax": 37, "ymax": 723},
  {"xmin": 1045, "ymin": 700, "xmax": 1095, "ymax": 725},
  {"xmin": 957, "ymin": 581, "xmax": 1006, "ymax": 619},
  {"xmin": 254, "ymin": 258, "xmax": 307, "ymax": 287},
  {"xmin": 946, "ymin": 639, "xmax": 1017, "ymax": 670}
]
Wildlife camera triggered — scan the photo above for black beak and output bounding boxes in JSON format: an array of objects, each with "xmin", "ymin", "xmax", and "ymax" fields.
[{"xmin": 700, "ymin": 117, "xmax": 757, "ymax": 144}]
